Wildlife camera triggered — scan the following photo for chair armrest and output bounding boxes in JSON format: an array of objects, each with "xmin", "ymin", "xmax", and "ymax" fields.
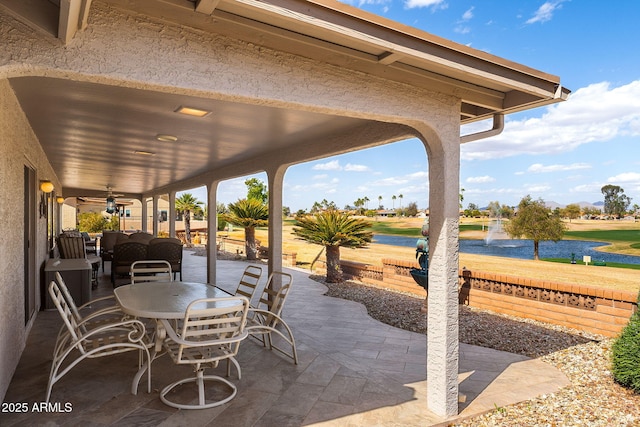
[
  {"xmin": 246, "ymin": 308, "xmax": 280, "ymax": 324},
  {"xmin": 75, "ymin": 318, "xmax": 148, "ymax": 344},
  {"xmin": 77, "ymin": 295, "xmax": 116, "ymax": 310},
  {"xmin": 159, "ymin": 319, "xmax": 248, "ymax": 347}
]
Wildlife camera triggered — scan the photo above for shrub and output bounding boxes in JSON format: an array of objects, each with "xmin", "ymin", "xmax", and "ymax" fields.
[
  {"xmin": 217, "ymin": 214, "xmax": 227, "ymax": 231},
  {"xmin": 612, "ymin": 293, "xmax": 640, "ymax": 393},
  {"xmin": 77, "ymin": 212, "xmax": 108, "ymax": 233}
]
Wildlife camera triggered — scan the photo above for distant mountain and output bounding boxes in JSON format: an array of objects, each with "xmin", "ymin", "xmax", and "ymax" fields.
[
  {"xmin": 593, "ymin": 201, "xmax": 604, "ymax": 206},
  {"xmin": 544, "ymin": 200, "xmax": 564, "ymax": 209}
]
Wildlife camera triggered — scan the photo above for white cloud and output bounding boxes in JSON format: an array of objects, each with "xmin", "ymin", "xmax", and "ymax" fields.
[
  {"xmin": 461, "ymin": 80, "xmax": 640, "ymax": 161},
  {"xmin": 461, "ymin": 6, "xmax": 474, "ymax": 21},
  {"xmin": 526, "ymin": 184, "xmax": 552, "ymax": 192},
  {"xmin": 405, "ymin": 0, "xmax": 447, "ymax": 10},
  {"xmin": 527, "ymin": 163, "xmax": 591, "ymax": 173},
  {"xmin": 526, "ymin": 1, "xmax": 565, "ymax": 24},
  {"xmin": 312, "ymin": 160, "xmax": 341, "ymax": 171},
  {"xmin": 466, "ymin": 175, "xmax": 495, "ymax": 183},
  {"xmin": 312, "ymin": 174, "xmax": 328, "ymax": 180},
  {"xmin": 570, "ymin": 183, "xmax": 604, "ymax": 194},
  {"xmin": 344, "ymin": 163, "xmax": 371, "ymax": 172},
  {"xmin": 607, "ymin": 172, "xmax": 640, "ymax": 183},
  {"xmin": 408, "ymin": 171, "xmax": 429, "ymax": 179},
  {"xmin": 371, "ymin": 177, "xmax": 410, "ymax": 186}
]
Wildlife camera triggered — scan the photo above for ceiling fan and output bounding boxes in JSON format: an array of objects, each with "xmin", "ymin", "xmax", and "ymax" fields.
[{"xmin": 104, "ymin": 186, "xmax": 124, "ymax": 214}]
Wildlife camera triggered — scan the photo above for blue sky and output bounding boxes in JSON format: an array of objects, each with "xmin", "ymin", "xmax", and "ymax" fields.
[{"xmin": 185, "ymin": 0, "xmax": 640, "ymax": 212}]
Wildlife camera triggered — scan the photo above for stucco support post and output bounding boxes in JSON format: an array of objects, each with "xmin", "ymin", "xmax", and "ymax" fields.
[
  {"xmin": 266, "ymin": 165, "xmax": 286, "ymax": 281},
  {"xmin": 169, "ymin": 190, "xmax": 176, "ymax": 238},
  {"xmin": 140, "ymin": 197, "xmax": 148, "ymax": 232},
  {"xmin": 423, "ymin": 130, "xmax": 460, "ymax": 417},
  {"xmin": 152, "ymin": 195, "xmax": 159, "ymax": 236},
  {"xmin": 207, "ymin": 182, "xmax": 218, "ymax": 284}
]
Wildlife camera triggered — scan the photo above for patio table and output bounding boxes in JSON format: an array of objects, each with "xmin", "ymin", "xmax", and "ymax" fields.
[{"xmin": 114, "ymin": 281, "xmax": 234, "ymax": 392}]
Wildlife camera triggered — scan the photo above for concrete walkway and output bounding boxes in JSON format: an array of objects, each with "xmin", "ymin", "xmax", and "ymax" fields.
[{"xmin": 2, "ymin": 249, "xmax": 570, "ymax": 426}]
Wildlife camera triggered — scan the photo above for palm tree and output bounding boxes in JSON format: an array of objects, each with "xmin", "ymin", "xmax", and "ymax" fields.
[
  {"xmin": 175, "ymin": 193, "xmax": 204, "ymax": 245},
  {"xmin": 223, "ymin": 198, "xmax": 269, "ymax": 260},
  {"xmin": 392, "ymin": 195, "xmax": 397, "ymax": 209},
  {"xmin": 378, "ymin": 195, "xmax": 382, "ymax": 209},
  {"xmin": 398, "ymin": 194, "xmax": 403, "ymax": 209},
  {"xmin": 293, "ymin": 210, "xmax": 372, "ymax": 283}
]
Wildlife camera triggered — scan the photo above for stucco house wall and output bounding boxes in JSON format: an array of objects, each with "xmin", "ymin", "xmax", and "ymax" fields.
[{"xmin": 0, "ymin": 79, "xmax": 58, "ymax": 399}]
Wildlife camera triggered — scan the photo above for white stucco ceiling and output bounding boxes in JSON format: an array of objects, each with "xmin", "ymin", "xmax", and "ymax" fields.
[{"xmin": 9, "ymin": 76, "xmax": 375, "ymax": 197}]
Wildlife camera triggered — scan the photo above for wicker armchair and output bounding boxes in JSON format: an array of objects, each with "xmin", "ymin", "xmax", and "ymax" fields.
[
  {"xmin": 148, "ymin": 238, "xmax": 183, "ymax": 280},
  {"xmin": 111, "ymin": 242, "xmax": 148, "ymax": 286}
]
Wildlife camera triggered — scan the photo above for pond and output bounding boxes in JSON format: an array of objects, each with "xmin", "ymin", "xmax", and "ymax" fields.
[{"xmin": 372, "ymin": 235, "xmax": 640, "ymax": 265}]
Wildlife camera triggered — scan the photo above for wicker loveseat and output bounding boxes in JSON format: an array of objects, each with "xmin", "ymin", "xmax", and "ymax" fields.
[{"xmin": 111, "ymin": 237, "xmax": 183, "ymax": 286}]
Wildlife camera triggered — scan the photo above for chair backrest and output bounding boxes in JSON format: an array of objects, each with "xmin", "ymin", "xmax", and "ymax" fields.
[
  {"xmin": 256, "ymin": 271, "xmax": 293, "ymax": 324},
  {"xmin": 130, "ymin": 260, "xmax": 172, "ymax": 283},
  {"xmin": 147, "ymin": 239, "xmax": 183, "ymax": 262},
  {"xmin": 61, "ymin": 229, "xmax": 82, "ymax": 237},
  {"xmin": 101, "ymin": 231, "xmax": 122, "ymax": 252},
  {"xmin": 53, "ymin": 271, "xmax": 83, "ymax": 325},
  {"xmin": 234, "ymin": 265, "xmax": 263, "ymax": 304},
  {"xmin": 49, "ymin": 278, "xmax": 84, "ymax": 348},
  {"xmin": 57, "ymin": 235, "xmax": 86, "ymax": 259},
  {"xmin": 149, "ymin": 237, "xmax": 182, "ymax": 246},
  {"xmin": 128, "ymin": 232, "xmax": 155, "ymax": 243},
  {"xmin": 174, "ymin": 297, "xmax": 250, "ymax": 363},
  {"xmin": 113, "ymin": 242, "xmax": 149, "ymax": 263}
]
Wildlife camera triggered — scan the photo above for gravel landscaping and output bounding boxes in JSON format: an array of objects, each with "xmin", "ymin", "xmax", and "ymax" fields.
[{"xmin": 318, "ymin": 277, "xmax": 640, "ymax": 427}]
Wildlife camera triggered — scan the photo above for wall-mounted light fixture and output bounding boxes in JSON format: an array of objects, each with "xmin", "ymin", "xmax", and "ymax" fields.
[
  {"xmin": 56, "ymin": 196, "xmax": 65, "ymax": 204},
  {"xmin": 40, "ymin": 180, "xmax": 54, "ymax": 193}
]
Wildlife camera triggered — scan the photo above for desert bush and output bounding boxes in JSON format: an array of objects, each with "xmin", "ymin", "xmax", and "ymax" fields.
[{"xmin": 612, "ymin": 293, "xmax": 640, "ymax": 393}]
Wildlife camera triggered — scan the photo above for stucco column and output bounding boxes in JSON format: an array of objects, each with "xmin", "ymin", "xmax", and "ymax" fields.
[
  {"xmin": 266, "ymin": 165, "xmax": 286, "ymax": 279},
  {"xmin": 152, "ymin": 195, "xmax": 159, "ymax": 236},
  {"xmin": 207, "ymin": 182, "xmax": 218, "ymax": 284},
  {"xmin": 169, "ymin": 191, "xmax": 176, "ymax": 238},
  {"xmin": 140, "ymin": 197, "xmax": 148, "ymax": 232},
  {"xmin": 422, "ymin": 128, "xmax": 460, "ymax": 417}
]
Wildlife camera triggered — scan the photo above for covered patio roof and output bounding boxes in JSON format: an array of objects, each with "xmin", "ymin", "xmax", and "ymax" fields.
[
  {"xmin": 0, "ymin": 0, "xmax": 569, "ymax": 418},
  {"xmin": 1, "ymin": 0, "xmax": 568, "ymax": 198}
]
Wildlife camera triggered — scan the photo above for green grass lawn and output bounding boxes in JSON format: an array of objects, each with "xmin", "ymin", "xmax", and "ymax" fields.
[
  {"xmin": 367, "ymin": 222, "xmax": 420, "ymax": 236},
  {"xmin": 544, "ymin": 258, "xmax": 640, "ymax": 271},
  {"xmin": 367, "ymin": 222, "xmax": 485, "ymax": 236},
  {"xmin": 564, "ymin": 229, "xmax": 640, "ymax": 242}
]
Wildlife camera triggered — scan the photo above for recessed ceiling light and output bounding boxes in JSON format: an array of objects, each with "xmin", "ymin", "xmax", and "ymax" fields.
[
  {"xmin": 156, "ymin": 134, "xmax": 178, "ymax": 142},
  {"xmin": 175, "ymin": 105, "xmax": 211, "ymax": 117},
  {"xmin": 134, "ymin": 150, "xmax": 155, "ymax": 156}
]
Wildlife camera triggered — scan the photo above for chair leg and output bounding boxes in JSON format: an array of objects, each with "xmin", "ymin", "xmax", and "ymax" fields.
[
  {"xmin": 197, "ymin": 370, "xmax": 206, "ymax": 406},
  {"xmin": 160, "ymin": 370, "xmax": 238, "ymax": 410}
]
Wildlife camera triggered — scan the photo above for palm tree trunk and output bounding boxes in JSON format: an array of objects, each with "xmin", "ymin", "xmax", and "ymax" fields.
[
  {"xmin": 184, "ymin": 211, "xmax": 192, "ymax": 244},
  {"xmin": 325, "ymin": 245, "xmax": 342, "ymax": 283},
  {"xmin": 245, "ymin": 226, "xmax": 258, "ymax": 260}
]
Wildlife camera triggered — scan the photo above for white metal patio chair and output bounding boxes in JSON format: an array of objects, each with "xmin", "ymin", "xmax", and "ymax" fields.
[
  {"xmin": 245, "ymin": 271, "xmax": 298, "ymax": 364},
  {"xmin": 233, "ymin": 265, "xmax": 263, "ymax": 305},
  {"xmin": 159, "ymin": 296, "xmax": 250, "ymax": 410},
  {"xmin": 130, "ymin": 260, "xmax": 173, "ymax": 284},
  {"xmin": 53, "ymin": 272, "xmax": 123, "ymax": 343},
  {"xmin": 46, "ymin": 279, "xmax": 152, "ymax": 403}
]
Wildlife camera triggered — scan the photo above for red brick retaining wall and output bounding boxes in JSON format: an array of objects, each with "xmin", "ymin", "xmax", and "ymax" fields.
[{"xmin": 317, "ymin": 258, "xmax": 638, "ymax": 337}]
